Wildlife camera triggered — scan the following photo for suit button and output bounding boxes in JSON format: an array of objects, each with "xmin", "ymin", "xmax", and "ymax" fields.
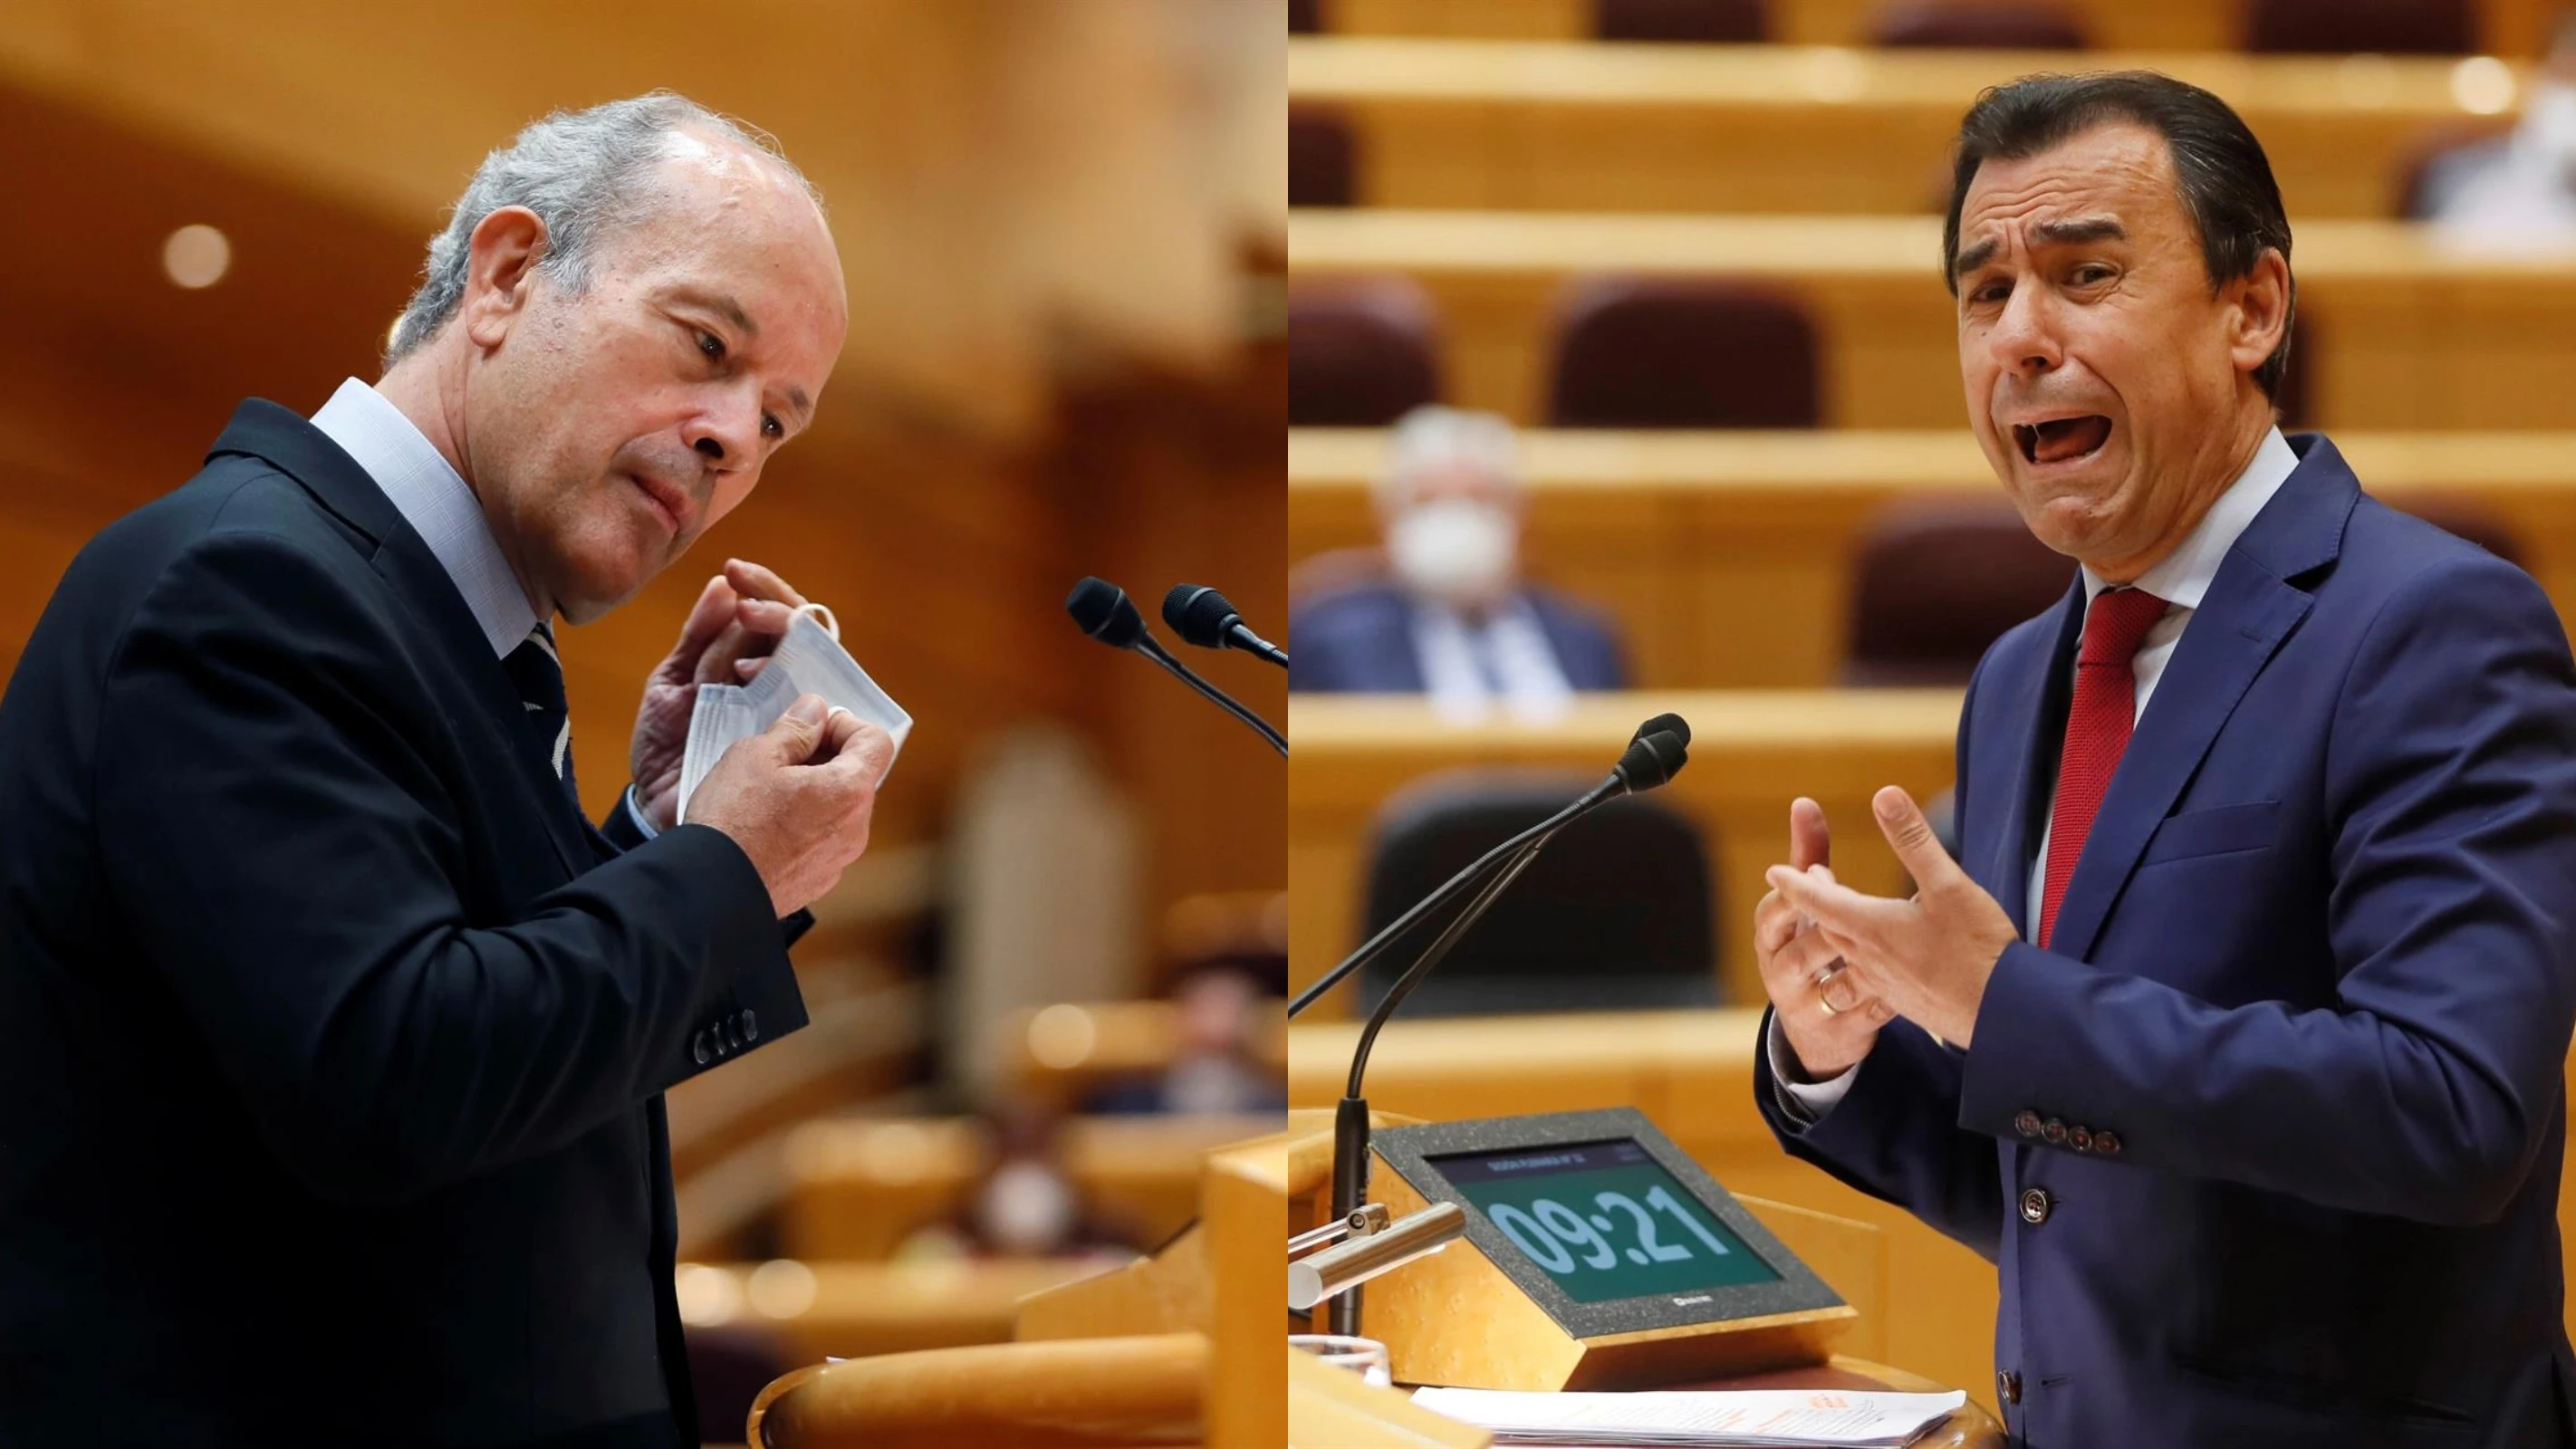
[
  {"xmin": 741, "ymin": 1009, "xmax": 758, "ymax": 1042},
  {"xmin": 2069, "ymin": 1125, "xmax": 2093, "ymax": 1153},
  {"xmin": 691, "ymin": 1031, "xmax": 711, "ymax": 1067},
  {"xmin": 712, "ymin": 1023, "xmax": 730, "ymax": 1058},
  {"xmin": 2013, "ymin": 1110, "xmax": 2043, "ymax": 1138},
  {"xmin": 2042, "ymin": 1118, "xmax": 2068, "ymax": 1146},
  {"xmin": 1997, "ymin": 1368, "xmax": 2022, "ymax": 1405},
  {"xmin": 2019, "ymin": 1187, "xmax": 2053, "ymax": 1224},
  {"xmin": 725, "ymin": 1017, "xmax": 743, "ymax": 1051},
  {"xmin": 2092, "ymin": 1129, "xmax": 2120, "ymax": 1156}
]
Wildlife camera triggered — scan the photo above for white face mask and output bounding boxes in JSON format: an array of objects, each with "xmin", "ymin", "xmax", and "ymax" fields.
[
  {"xmin": 2530, "ymin": 82, "xmax": 2576, "ymax": 180},
  {"xmin": 975, "ymin": 1159, "xmax": 1078, "ymax": 1255},
  {"xmin": 1388, "ymin": 498, "xmax": 1517, "ymax": 608}
]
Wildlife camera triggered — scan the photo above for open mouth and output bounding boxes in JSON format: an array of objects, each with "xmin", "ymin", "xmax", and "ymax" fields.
[{"xmin": 2013, "ymin": 415, "xmax": 2112, "ymax": 466}]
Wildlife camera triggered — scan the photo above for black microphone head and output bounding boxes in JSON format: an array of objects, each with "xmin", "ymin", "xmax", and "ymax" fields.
[
  {"xmin": 1615, "ymin": 731, "xmax": 1688, "ymax": 792},
  {"xmin": 1066, "ymin": 577, "xmax": 1147, "ymax": 648},
  {"xmin": 1162, "ymin": 584, "xmax": 1243, "ymax": 648},
  {"xmin": 1630, "ymin": 712, "xmax": 1692, "ymax": 750}
]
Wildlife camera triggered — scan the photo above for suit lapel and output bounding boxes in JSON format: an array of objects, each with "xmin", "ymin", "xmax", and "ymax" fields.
[
  {"xmin": 1990, "ymin": 579, "xmax": 2085, "ymax": 938},
  {"xmin": 207, "ymin": 400, "xmax": 590, "ymax": 879},
  {"xmin": 2043, "ymin": 434, "xmax": 2358, "ymax": 962}
]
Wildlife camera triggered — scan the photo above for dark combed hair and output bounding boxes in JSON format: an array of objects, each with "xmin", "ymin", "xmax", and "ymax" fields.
[{"xmin": 1941, "ymin": 71, "xmax": 2296, "ymax": 399}]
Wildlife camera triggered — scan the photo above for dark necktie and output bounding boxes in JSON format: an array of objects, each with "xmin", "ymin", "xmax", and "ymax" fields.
[
  {"xmin": 2036, "ymin": 587, "xmax": 2167, "ymax": 950},
  {"xmin": 503, "ymin": 621, "xmax": 580, "ymax": 811}
]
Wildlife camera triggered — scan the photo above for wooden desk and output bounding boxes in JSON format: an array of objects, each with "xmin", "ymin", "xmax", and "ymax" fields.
[
  {"xmin": 673, "ymin": 1256, "xmax": 1105, "ymax": 1365},
  {"xmin": 1291, "ymin": 39, "xmax": 2515, "ymax": 218},
  {"xmin": 1289, "ymin": 209, "xmax": 2576, "ymax": 428},
  {"xmin": 1288, "ymin": 692, "xmax": 1959, "ymax": 1010},
  {"xmin": 1316, "ymin": 0, "xmax": 2558, "ymax": 59},
  {"xmin": 1001, "ymin": 997, "xmax": 1289, "ymax": 1108},
  {"xmin": 1289, "ymin": 1013, "xmax": 2004, "ymax": 1409},
  {"xmin": 1289, "ymin": 427, "xmax": 2576, "ymax": 686},
  {"xmin": 779, "ymin": 1112, "xmax": 1282, "ymax": 1260}
]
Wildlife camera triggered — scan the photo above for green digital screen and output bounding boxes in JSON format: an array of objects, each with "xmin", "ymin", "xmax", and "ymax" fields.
[{"xmin": 1430, "ymin": 1138, "xmax": 1781, "ymax": 1304}]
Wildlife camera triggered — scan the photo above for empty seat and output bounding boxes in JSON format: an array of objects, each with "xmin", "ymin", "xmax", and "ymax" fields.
[
  {"xmin": 1843, "ymin": 497, "xmax": 2074, "ymax": 686},
  {"xmin": 1870, "ymin": 1, "xmax": 2086, "ymax": 48},
  {"xmin": 2244, "ymin": 0, "xmax": 2473, "ymax": 54},
  {"xmin": 1290, "ymin": 106, "xmax": 1359, "ymax": 208},
  {"xmin": 1359, "ymin": 772, "xmax": 1717, "ymax": 1015},
  {"xmin": 1290, "ymin": 0, "xmax": 1322, "ymax": 34},
  {"xmin": 1593, "ymin": 0, "xmax": 1768, "ymax": 42},
  {"xmin": 1545, "ymin": 278, "xmax": 1823, "ymax": 428},
  {"xmin": 1288, "ymin": 277, "xmax": 1445, "ymax": 427},
  {"xmin": 2273, "ymin": 307, "xmax": 2318, "ymax": 429}
]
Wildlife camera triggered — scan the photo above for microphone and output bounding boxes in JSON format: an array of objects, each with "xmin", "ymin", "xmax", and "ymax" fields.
[
  {"xmin": 1065, "ymin": 577, "xmax": 1286, "ymax": 755},
  {"xmin": 1286, "ymin": 714, "xmax": 1688, "ymax": 1019},
  {"xmin": 1162, "ymin": 584, "xmax": 1288, "ymax": 668},
  {"xmin": 1317, "ymin": 723, "xmax": 1689, "ymax": 1336}
]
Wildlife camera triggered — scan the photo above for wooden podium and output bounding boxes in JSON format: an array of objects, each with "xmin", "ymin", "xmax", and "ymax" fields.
[{"xmin": 744, "ymin": 1108, "xmax": 1999, "ymax": 1447}]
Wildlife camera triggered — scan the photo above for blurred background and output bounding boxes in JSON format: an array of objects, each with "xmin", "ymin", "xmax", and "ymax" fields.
[
  {"xmin": 1284, "ymin": 0, "xmax": 2576, "ymax": 1414},
  {"xmin": 0, "ymin": 2, "xmax": 1283, "ymax": 1442}
]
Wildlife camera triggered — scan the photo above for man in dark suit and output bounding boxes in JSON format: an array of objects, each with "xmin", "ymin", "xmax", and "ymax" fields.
[
  {"xmin": 0, "ymin": 95, "xmax": 881, "ymax": 1447},
  {"xmin": 1753, "ymin": 74, "xmax": 2576, "ymax": 1444},
  {"xmin": 1290, "ymin": 406, "xmax": 1628, "ymax": 713}
]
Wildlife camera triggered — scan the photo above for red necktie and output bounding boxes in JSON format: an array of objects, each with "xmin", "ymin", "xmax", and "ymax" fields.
[{"xmin": 2036, "ymin": 587, "xmax": 2168, "ymax": 950}]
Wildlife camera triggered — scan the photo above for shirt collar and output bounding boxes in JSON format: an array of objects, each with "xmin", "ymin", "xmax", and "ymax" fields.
[
  {"xmin": 2079, "ymin": 426, "xmax": 2299, "ymax": 611},
  {"xmin": 308, "ymin": 378, "xmax": 538, "ymax": 658}
]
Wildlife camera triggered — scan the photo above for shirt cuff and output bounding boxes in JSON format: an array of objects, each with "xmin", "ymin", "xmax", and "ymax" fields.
[
  {"xmin": 1766, "ymin": 1014, "xmax": 1858, "ymax": 1125},
  {"xmin": 622, "ymin": 785, "xmax": 663, "ymax": 840}
]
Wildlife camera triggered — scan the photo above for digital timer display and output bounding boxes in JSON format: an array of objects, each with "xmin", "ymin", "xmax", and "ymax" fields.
[{"xmin": 1427, "ymin": 1137, "xmax": 1782, "ymax": 1304}]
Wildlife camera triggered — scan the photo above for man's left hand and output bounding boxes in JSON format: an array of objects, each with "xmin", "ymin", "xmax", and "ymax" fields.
[
  {"xmin": 1764, "ymin": 785, "xmax": 2019, "ymax": 1048},
  {"xmin": 630, "ymin": 558, "xmax": 812, "ymax": 830}
]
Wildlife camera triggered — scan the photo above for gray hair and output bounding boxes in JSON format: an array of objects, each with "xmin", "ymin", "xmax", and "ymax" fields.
[
  {"xmin": 385, "ymin": 91, "xmax": 822, "ymax": 362},
  {"xmin": 1376, "ymin": 405, "xmax": 1523, "ymax": 511}
]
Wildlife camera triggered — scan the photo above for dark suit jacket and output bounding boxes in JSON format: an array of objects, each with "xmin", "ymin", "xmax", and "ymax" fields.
[
  {"xmin": 1758, "ymin": 435, "xmax": 2576, "ymax": 1446},
  {"xmin": 0, "ymin": 401, "xmax": 811, "ymax": 1447},
  {"xmin": 1287, "ymin": 582, "xmax": 1629, "ymax": 693}
]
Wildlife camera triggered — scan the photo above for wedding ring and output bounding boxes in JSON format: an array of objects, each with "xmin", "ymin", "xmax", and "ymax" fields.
[{"xmin": 1812, "ymin": 964, "xmax": 1847, "ymax": 1017}]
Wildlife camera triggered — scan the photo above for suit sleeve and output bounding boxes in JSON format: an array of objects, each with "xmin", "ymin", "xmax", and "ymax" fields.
[
  {"xmin": 1957, "ymin": 553, "xmax": 2576, "ymax": 1225},
  {"xmin": 599, "ymin": 788, "xmax": 814, "ymax": 948},
  {"xmin": 1753, "ymin": 650, "xmax": 2004, "ymax": 1260},
  {"xmin": 93, "ymin": 533, "xmax": 793, "ymax": 1207}
]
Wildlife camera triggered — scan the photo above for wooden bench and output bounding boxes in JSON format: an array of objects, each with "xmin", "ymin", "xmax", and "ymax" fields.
[
  {"xmin": 1288, "ymin": 691, "xmax": 1960, "ymax": 1012},
  {"xmin": 1310, "ymin": 0, "xmax": 2560, "ymax": 57},
  {"xmin": 1288, "ymin": 427, "xmax": 2576, "ymax": 687},
  {"xmin": 1289, "ymin": 209, "xmax": 2576, "ymax": 428},
  {"xmin": 1291, "ymin": 38, "xmax": 2517, "ymax": 218},
  {"xmin": 777, "ymin": 1112, "xmax": 1283, "ymax": 1260}
]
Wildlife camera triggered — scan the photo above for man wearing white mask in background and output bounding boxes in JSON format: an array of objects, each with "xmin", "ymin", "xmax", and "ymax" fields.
[
  {"xmin": 1289, "ymin": 406, "xmax": 1629, "ymax": 719},
  {"xmin": 2421, "ymin": 17, "xmax": 2576, "ymax": 245}
]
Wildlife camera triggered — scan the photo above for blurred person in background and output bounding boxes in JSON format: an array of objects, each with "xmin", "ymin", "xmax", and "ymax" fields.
[
  {"xmin": 1090, "ymin": 955, "xmax": 1287, "ymax": 1118},
  {"xmin": 2423, "ymin": 15, "xmax": 2576, "ymax": 245},
  {"xmin": 896, "ymin": 1101, "xmax": 1145, "ymax": 1263},
  {"xmin": 1289, "ymin": 405, "xmax": 1629, "ymax": 716},
  {"xmin": 0, "ymin": 94, "xmax": 885, "ymax": 1448}
]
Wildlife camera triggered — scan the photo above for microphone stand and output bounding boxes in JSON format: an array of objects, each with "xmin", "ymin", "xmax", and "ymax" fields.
[
  {"xmin": 1135, "ymin": 634, "xmax": 1286, "ymax": 756},
  {"xmin": 1328, "ymin": 840, "xmax": 1546, "ymax": 1336}
]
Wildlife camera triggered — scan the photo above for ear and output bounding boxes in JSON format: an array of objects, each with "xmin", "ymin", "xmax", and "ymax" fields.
[
  {"xmin": 2225, "ymin": 247, "xmax": 2292, "ymax": 384},
  {"xmin": 458, "ymin": 206, "xmax": 549, "ymax": 350}
]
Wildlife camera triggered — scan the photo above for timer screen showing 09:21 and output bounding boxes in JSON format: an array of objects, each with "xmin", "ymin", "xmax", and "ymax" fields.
[{"xmin": 1427, "ymin": 1138, "xmax": 1782, "ymax": 1304}]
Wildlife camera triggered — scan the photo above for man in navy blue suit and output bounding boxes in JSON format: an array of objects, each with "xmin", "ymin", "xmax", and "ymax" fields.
[
  {"xmin": 0, "ymin": 96, "xmax": 883, "ymax": 1446},
  {"xmin": 1754, "ymin": 74, "xmax": 2576, "ymax": 1444},
  {"xmin": 1291, "ymin": 406, "xmax": 1629, "ymax": 715}
]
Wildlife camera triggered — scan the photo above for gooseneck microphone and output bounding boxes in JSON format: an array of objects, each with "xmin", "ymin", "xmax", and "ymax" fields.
[
  {"xmin": 1066, "ymin": 577, "xmax": 1287, "ymax": 755},
  {"xmin": 1318, "ymin": 719, "xmax": 1690, "ymax": 1336},
  {"xmin": 1162, "ymin": 584, "xmax": 1288, "ymax": 668},
  {"xmin": 1287, "ymin": 712, "xmax": 1692, "ymax": 1019}
]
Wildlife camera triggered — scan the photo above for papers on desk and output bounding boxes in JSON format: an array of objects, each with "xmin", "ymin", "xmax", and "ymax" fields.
[{"xmin": 1408, "ymin": 1387, "xmax": 1968, "ymax": 1447}]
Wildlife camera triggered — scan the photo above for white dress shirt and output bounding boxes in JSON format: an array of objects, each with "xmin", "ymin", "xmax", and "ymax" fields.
[
  {"xmin": 1413, "ymin": 594, "xmax": 1577, "ymax": 723},
  {"xmin": 309, "ymin": 377, "xmax": 661, "ymax": 836},
  {"xmin": 1771, "ymin": 427, "xmax": 2300, "ymax": 1120}
]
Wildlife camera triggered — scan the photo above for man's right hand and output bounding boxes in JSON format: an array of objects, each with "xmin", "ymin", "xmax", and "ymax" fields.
[
  {"xmin": 686, "ymin": 694, "xmax": 892, "ymax": 917},
  {"xmin": 1754, "ymin": 796, "xmax": 1892, "ymax": 1081}
]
